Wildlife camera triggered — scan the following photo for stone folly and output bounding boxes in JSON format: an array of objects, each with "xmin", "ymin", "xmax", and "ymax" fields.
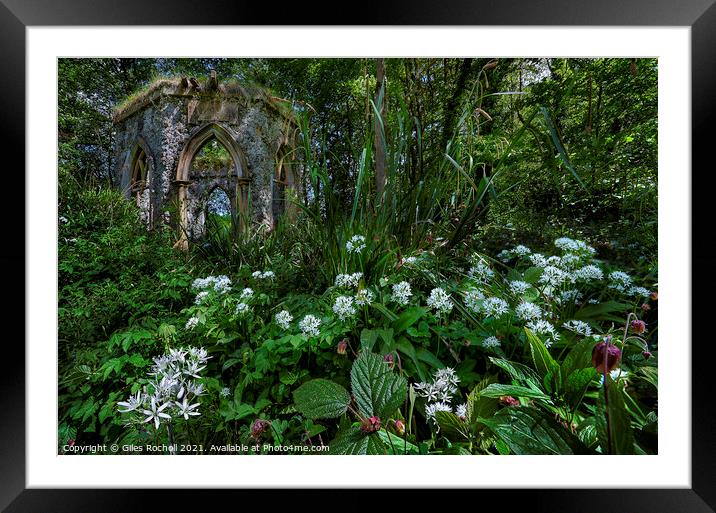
[{"xmin": 111, "ymin": 73, "xmax": 300, "ymax": 247}]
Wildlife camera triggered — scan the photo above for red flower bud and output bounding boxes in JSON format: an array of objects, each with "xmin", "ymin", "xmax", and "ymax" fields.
[
  {"xmin": 360, "ymin": 416, "xmax": 381, "ymax": 433},
  {"xmin": 250, "ymin": 418, "xmax": 270, "ymax": 439},
  {"xmin": 642, "ymin": 350, "xmax": 652, "ymax": 359},
  {"xmin": 641, "ymin": 303, "xmax": 651, "ymax": 312},
  {"xmin": 383, "ymin": 353, "xmax": 394, "ymax": 368},
  {"xmin": 591, "ymin": 342, "xmax": 621, "ymax": 374},
  {"xmin": 337, "ymin": 339, "xmax": 348, "ymax": 355},
  {"xmin": 650, "ymin": 291, "xmax": 658, "ymax": 301},
  {"xmin": 630, "ymin": 319, "xmax": 647, "ymax": 334},
  {"xmin": 499, "ymin": 396, "xmax": 520, "ymax": 407}
]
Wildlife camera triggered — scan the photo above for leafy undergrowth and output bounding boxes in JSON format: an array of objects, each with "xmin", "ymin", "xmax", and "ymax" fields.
[{"xmin": 59, "ymin": 223, "xmax": 657, "ymax": 455}]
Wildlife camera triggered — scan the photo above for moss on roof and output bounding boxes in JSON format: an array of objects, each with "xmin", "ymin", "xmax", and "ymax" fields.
[{"xmin": 112, "ymin": 76, "xmax": 297, "ymax": 123}]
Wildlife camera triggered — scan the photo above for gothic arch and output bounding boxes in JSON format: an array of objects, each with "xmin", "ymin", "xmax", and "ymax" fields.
[
  {"xmin": 123, "ymin": 137, "xmax": 155, "ymax": 226},
  {"xmin": 174, "ymin": 123, "xmax": 249, "ymax": 247}
]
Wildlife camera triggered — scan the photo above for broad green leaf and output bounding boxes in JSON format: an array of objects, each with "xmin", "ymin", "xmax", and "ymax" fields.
[
  {"xmin": 416, "ymin": 348, "xmax": 444, "ymax": 370},
  {"xmin": 574, "ymin": 301, "xmax": 630, "ymax": 323},
  {"xmin": 395, "ymin": 337, "xmax": 427, "ymax": 382},
  {"xmin": 351, "ymin": 352, "xmax": 408, "ymax": 419},
  {"xmin": 523, "ymin": 266, "xmax": 544, "ymax": 284},
  {"xmin": 479, "ymin": 383, "xmax": 551, "ymax": 402},
  {"xmin": 467, "ymin": 376, "xmax": 498, "ymax": 426},
  {"xmin": 329, "ymin": 426, "xmax": 387, "ymax": 455},
  {"xmin": 392, "ymin": 307, "xmax": 427, "ymax": 333},
  {"xmin": 489, "ymin": 357, "xmax": 543, "ymax": 390},
  {"xmin": 480, "ymin": 406, "xmax": 591, "ymax": 455},
  {"xmin": 376, "ymin": 430, "xmax": 420, "ymax": 454},
  {"xmin": 564, "ymin": 368, "xmax": 597, "ymax": 409},
  {"xmin": 435, "ymin": 411, "xmax": 471, "ymax": 441},
  {"xmin": 360, "ymin": 329, "xmax": 380, "ymax": 352},
  {"xmin": 596, "ymin": 376, "xmax": 635, "ymax": 454},
  {"xmin": 525, "ymin": 329, "xmax": 560, "ymax": 383},
  {"xmin": 292, "ymin": 379, "xmax": 351, "ymax": 420}
]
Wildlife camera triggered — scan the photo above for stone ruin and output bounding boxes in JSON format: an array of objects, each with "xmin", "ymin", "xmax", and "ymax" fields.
[{"xmin": 111, "ymin": 72, "xmax": 301, "ymax": 247}]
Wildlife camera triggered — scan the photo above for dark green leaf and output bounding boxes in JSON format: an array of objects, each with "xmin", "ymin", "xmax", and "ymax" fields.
[
  {"xmin": 329, "ymin": 426, "xmax": 387, "ymax": 455},
  {"xmin": 479, "ymin": 383, "xmax": 551, "ymax": 402},
  {"xmin": 351, "ymin": 352, "xmax": 408, "ymax": 419},
  {"xmin": 292, "ymin": 379, "xmax": 351, "ymax": 420}
]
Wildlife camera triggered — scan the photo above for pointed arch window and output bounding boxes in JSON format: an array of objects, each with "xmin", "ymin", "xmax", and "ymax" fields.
[{"xmin": 130, "ymin": 147, "xmax": 149, "ymax": 192}]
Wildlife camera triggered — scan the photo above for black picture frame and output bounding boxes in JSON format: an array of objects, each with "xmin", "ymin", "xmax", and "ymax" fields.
[{"xmin": 4, "ymin": 1, "xmax": 715, "ymax": 511}]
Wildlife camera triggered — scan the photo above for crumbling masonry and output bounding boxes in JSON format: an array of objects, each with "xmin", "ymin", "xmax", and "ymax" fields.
[{"xmin": 111, "ymin": 73, "xmax": 300, "ymax": 247}]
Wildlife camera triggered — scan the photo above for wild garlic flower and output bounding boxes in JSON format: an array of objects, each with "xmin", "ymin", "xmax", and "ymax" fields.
[
  {"xmin": 414, "ymin": 367, "xmax": 460, "ymax": 403},
  {"xmin": 514, "ymin": 245, "xmax": 532, "ymax": 256},
  {"xmin": 455, "ymin": 403, "xmax": 467, "ymax": 420},
  {"xmin": 142, "ymin": 397, "xmax": 172, "ymax": 429},
  {"xmin": 554, "ymin": 237, "xmax": 595, "ymax": 255},
  {"xmin": 558, "ymin": 289, "xmax": 583, "ymax": 305},
  {"xmin": 497, "ymin": 249, "xmax": 512, "ymax": 262},
  {"xmin": 355, "ymin": 289, "xmax": 375, "ymax": 307},
  {"xmin": 240, "ymin": 287, "xmax": 254, "ymax": 300},
  {"xmin": 562, "ymin": 320, "xmax": 593, "ymax": 336},
  {"xmin": 464, "ymin": 288, "xmax": 485, "ymax": 312},
  {"xmin": 425, "ymin": 402, "xmax": 453, "ymax": 426},
  {"xmin": 194, "ymin": 290, "xmax": 209, "ymax": 305},
  {"xmin": 573, "ymin": 265, "xmax": 604, "ymax": 282},
  {"xmin": 608, "ymin": 271, "xmax": 633, "ymax": 292},
  {"xmin": 403, "ymin": 256, "xmax": 418, "ymax": 265},
  {"xmin": 539, "ymin": 266, "xmax": 570, "ymax": 288},
  {"xmin": 235, "ymin": 302, "xmax": 250, "ymax": 315},
  {"xmin": 299, "ymin": 314, "xmax": 321, "ymax": 337},
  {"xmin": 174, "ymin": 397, "xmax": 201, "ymax": 420},
  {"xmin": 391, "ymin": 281, "xmax": 412, "ymax": 306},
  {"xmin": 117, "ymin": 391, "xmax": 143, "ymax": 413},
  {"xmin": 482, "ymin": 336, "xmax": 501, "ymax": 349},
  {"xmin": 427, "ymin": 287, "xmax": 453, "ymax": 315},
  {"xmin": 335, "ymin": 272, "xmax": 363, "ymax": 288},
  {"xmin": 332, "ymin": 296, "xmax": 357, "ymax": 321},
  {"xmin": 515, "ymin": 301, "xmax": 543, "ymax": 321},
  {"xmin": 185, "ymin": 315, "xmax": 199, "ymax": 330},
  {"xmin": 220, "ymin": 387, "xmax": 231, "ymax": 398},
  {"xmin": 252, "ymin": 270, "xmax": 275, "ymax": 280},
  {"xmin": 346, "ymin": 235, "xmax": 367, "ymax": 254},
  {"xmin": 529, "ymin": 253, "xmax": 548, "ymax": 268},
  {"xmin": 468, "ymin": 260, "xmax": 495, "ymax": 283},
  {"xmin": 526, "ymin": 320, "xmax": 560, "ymax": 348},
  {"xmin": 482, "ymin": 297, "xmax": 509, "ymax": 317},
  {"xmin": 627, "ymin": 286, "xmax": 651, "ymax": 298},
  {"xmin": 274, "ymin": 310, "xmax": 293, "ymax": 330},
  {"xmin": 192, "ymin": 275, "xmax": 232, "ymax": 294},
  {"xmin": 509, "ymin": 280, "xmax": 531, "ymax": 295}
]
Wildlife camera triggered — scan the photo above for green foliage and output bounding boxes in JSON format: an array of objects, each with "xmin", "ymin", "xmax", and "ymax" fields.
[{"xmin": 293, "ymin": 379, "xmax": 351, "ymax": 419}]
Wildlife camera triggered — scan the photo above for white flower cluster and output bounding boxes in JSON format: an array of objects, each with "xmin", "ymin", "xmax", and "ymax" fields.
[
  {"xmin": 335, "ymin": 272, "xmax": 363, "ymax": 288},
  {"xmin": 515, "ymin": 301, "xmax": 543, "ymax": 321},
  {"xmin": 514, "ymin": 245, "xmax": 532, "ymax": 256},
  {"xmin": 468, "ymin": 259, "xmax": 495, "ymax": 283},
  {"xmin": 192, "ymin": 275, "xmax": 232, "ymax": 295},
  {"xmin": 529, "ymin": 253, "xmax": 548, "ymax": 268},
  {"xmin": 482, "ymin": 336, "xmax": 501, "ymax": 349},
  {"xmin": 240, "ymin": 288, "xmax": 254, "ymax": 300},
  {"xmin": 403, "ymin": 256, "xmax": 418, "ymax": 265},
  {"xmin": 481, "ymin": 297, "xmax": 510, "ymax": 317},
  {"xmin": 185, "ymin": 315, "xmax": 199, "ymax": 330},
  {"xmin": 427, "ymin": 287, "xmax": 453, "ymax": 315},
  {"xmin": 299, "ymin": 314, "xmax": 321, "ymax": 337},
  {"xmin": 391, "ymin": 281, "xmax": 413, "ymax": 306},
  {"xmin": 194, "ymin": 290, "xmax": 209, "ymax": 305},
  {"xmin": 539, "ymin": 265, "xmax": 571, "ymax": 288},
  {"xmin": 235, "ymin": 302, "xmax": 250, "ymax": 315},
  {"xmin": 558, "ymin": 289, "xmax": 583, "ymax": 305},
  {"xmin": 573, "ymin": 265, "xmax": 604, "ymax": 282},
  {"xmin": 526, "ymin": 319, "xmax": 560, "ymax": 348},
  {"xmin": 498, "ymin": 245, "xmax": 532, "ymax": 262},
  {"xmin": 464, "ymin": 288, "xmax": 485, "ymax": 312},
  {"xmin": 332, "ymin": 295, "xmax": 357, "ymax": 321},
  {"xmin": 220, "ymin": 387, "xmax": 231, "ymax": 398},
  {"xmin": 161, "ymin": 106, "xmax": 187, "ymax": 172},
  {"xmin": 117, "ymin": 346, "xmax": 209, "ymax": 428},
  {"xmin": 275, "ymin": 310, "xmax": 293, "ymax": 330},
  {"xmin": 252, "ymin": 270, "xmax": 275, "ymax": 280},
  {"xmin": 414, "ymin": 368, "xmax": 461, "ymax": 426},
  {"xmin": 346, "ymin": 235, "xmax": 366, "ymax": 254},
  {"xmin": 355, "ymin": 288, "xmax": 375, "ymax": 307},
  {"xmin": 627, "ymin": 286, "xmax": 651, "ymax": 298},
  {"xmin": 562, "ymin": 320, "xmax": 593, "ymax": 336},
  {"xmin": 509, "ymin": 280, "xmax": 531, "ymax": 295},
  {"xmin": 608, "ymin": 271, "xmax": 632, "ymax": 292},
  {"xmin": 554, "ymin": 237, "xmax": 596, "ymax": 255}
]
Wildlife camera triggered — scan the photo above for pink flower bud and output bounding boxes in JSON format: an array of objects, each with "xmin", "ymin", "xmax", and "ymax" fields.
[
  {"xmin": 393, "ymin": 419, "xmax": 405, "ymax": 436},
  {"xmin": 251, "ymin": 418, "xmax": 270, "ymax": 439},
  {"xmin": 642, "ymin": 350, "xmax": 652, "ymax": 359},
  {"xmin": 337, "ymin": 339, "xmax": 348, "ymax": 355},
  {"xmin": 630, "ymin": 319, "xmax": 646, "ymax": 334},
  {"xmin": 499, "ymin": 396, "xmax": 520, "ymax": 407},
  {"xmin": 650, "ymin": 291, "xmax": 658, "ymax": 301},
  {"xmin": 383, "ymin": 353, "xmax": 394, "ymax": 368},
  {"xmin": 641, "ymin": 303, "xmax": 651, "ymax": 312}
]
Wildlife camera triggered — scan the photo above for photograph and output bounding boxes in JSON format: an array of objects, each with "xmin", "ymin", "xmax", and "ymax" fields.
[{"xmin": 57, "ymin": 57, "xmax": 659, "ymax": 457}]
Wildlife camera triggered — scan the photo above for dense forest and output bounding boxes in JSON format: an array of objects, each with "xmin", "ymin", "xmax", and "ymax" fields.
[{"xmin": 58, "ymin": 58, "xmax": 658, "ymax": 455}]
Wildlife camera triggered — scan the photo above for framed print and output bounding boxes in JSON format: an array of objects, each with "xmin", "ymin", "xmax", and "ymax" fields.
[{"xmin": 5, "ymin": 0, "xmax": 716, "ymax": 511}]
